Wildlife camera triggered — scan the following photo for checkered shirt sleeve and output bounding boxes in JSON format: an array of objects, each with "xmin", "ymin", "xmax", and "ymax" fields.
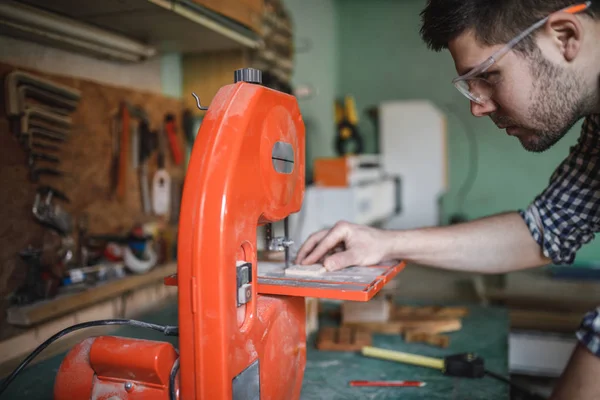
[
  {"xmin": 576, "ymin": 306, "xmax": 600, "ymax": 356},
  {"xmin": 518, "ymin": 114, "xmax": 600, "ymax": 265}
]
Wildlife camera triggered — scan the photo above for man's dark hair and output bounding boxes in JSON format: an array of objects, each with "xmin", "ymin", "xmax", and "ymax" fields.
[{"xmin": 420, "ymin": 0, "xmax": 599, "ymax": 54}]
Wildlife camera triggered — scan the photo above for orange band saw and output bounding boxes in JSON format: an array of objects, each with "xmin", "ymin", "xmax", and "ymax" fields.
[{"xmin": 51, "ymin": 68, "xmax": 405, "ymax": 400}]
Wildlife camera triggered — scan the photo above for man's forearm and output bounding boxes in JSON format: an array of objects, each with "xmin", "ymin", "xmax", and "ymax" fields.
[{"xmin": 387, "ymin": 212, "xmax": 551, "ymax": 274}]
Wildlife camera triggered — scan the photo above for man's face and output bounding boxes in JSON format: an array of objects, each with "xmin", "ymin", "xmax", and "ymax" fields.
[{"xmin": 448, "ymin": 29, "xmax": 586, "ymax": 153}]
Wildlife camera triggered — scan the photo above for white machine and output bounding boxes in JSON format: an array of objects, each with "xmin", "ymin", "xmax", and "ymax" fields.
[
  {"xmin": 379, "ymin": 100, "xmax": 447, "ymax": 230},
  {"xmin": 287, "ymin": 154, "xmax": 400, "ymax": 251}
]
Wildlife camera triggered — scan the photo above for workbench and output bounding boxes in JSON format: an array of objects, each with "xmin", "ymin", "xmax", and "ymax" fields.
[{"xmin": 0, "ymin": 300, "xmax": 509, "ymax": 399}]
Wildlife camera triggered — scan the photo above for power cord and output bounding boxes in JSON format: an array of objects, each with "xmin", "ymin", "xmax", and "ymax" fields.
[
  {"xmin": 485, "ymin": 369, "xmax": 546, "ymax": 400},
  {"xmin": 170, "ymin": 357, "xmax": 180, "ymax": 400},
  {"xmin": 0, "ymin": 319, "xmax": 178, "ymax": 397},
  {"xmin": 441, "ymin": 103, "xmax": 479, "ymax": 224}
]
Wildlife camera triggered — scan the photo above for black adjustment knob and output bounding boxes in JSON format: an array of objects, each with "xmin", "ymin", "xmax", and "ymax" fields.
[{"xmin": 234, "ymin": 68, "xmax": 262, "ymax": 84}]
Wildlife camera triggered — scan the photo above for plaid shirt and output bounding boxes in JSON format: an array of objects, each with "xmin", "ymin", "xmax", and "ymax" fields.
[{"xmin": 519, "ymin": 114, "xmax": 600, "ymax": 355}]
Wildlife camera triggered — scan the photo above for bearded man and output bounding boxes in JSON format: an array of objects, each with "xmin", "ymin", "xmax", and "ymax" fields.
[{"xmin": 295, "ymin": 2, "xmax": 600, "ymax": 398}]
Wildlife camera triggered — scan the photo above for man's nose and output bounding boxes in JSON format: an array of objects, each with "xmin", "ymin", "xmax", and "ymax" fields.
[{"xmin": 470, "ymin": 99, "xmax": 497, "ymax": 117}]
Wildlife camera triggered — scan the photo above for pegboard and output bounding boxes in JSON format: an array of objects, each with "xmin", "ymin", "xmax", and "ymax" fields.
[{"xmin": 0, "ymin": 62, "xmax": 186, "ymax": 338}]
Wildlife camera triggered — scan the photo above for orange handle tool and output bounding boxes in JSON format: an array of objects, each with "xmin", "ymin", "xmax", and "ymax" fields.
[
  {"xmin": 349, "ymin": 380, "xmax": 426, "ymax": 387},
  {"xmin": 117, "ymin": 102, "xmax": 130, "ymax": 201},
  {"xmin": 165, "ymin": 114, "xmax": 182, "ymax": 165}
]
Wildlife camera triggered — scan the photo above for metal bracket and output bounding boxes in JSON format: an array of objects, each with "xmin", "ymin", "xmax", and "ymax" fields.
[
  {"xmin": 268, "ymin": 237, "xmax": 293, "ymax": 252},
  {"xmin": 191, "ymin": 92, "xmax": 209, "ymax": 111},
  {"xmin": 236, "ymin": 261, "xmax": 252, "ymax": 306}
]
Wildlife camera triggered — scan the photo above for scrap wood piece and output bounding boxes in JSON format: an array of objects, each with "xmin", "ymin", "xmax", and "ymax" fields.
[
  {"xmin": 392, "ymin": 305, "xmax": 469, "ymax": 320},
  {"xmin": 341, "ymin": 295, "xmax": 392, "ymax": 324},
  {"xmin": 343, "ymin": 318, "xmax": 462, "ymax": 335},
  {"xmin": 404, "ymin": 331, "xmax": 450, "ymax": 348},
  {"xmin": 316, "ymin": 326, "xmax": 372, "ymax": 351},
  {"xmin": 342, "ymin": 321, "xmax": 404, "ymax": 334},
  {"xmin": 399, "ymin": 318, "xmax": 462, "ymax": 334}
]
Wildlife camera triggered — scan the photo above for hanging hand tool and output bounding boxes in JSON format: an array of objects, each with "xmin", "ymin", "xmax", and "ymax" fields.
[
  {"xmin": 20, "ymin": 107, "xmax": 72, "ymax": 137},
  {"xmin": 32, "ymin": 185, "xmax": 72, "ymax": 235},
  {"xmin": 182, "ymin": 108, "xmax": 196, "ymax": 147},
  {"xmin": 30, "ymin": 167, "xmax": 64, "ymax": 183},
  {"xmin": 335, "ymin": 95, "xmax": 364, "ymax": 156},
  {"xmin": 165, "ymin": 113, "xmax": 183, "ymax": 165},
  {"xmin": 111, "ymin": 102, "xmax": 148, "ymax": 200},
  {"xmin": 138, "ymin": 121, "xmax": 157, "ymax": 214},
  {"xmin": 5, "ymin": 70, "xmax": 81, "ymax": 137},
  {"xmin": 152, "ymin": 144, "xmax": 171, "ymax": 216},
  {"xmin": 116, "ymin": 102, "xmax": 130, "ymax": 201},
  {"xmin": 28, "ymin": 152, "xmax": 61, "ymax": 180},
  {"xmin": 28, "ymin": 152, "xmax": 59, "ymax": 165},
  {"xmin": 28, "ymin": 127, "xmax": 67, "ymax": 142},
  {"xmin": 17, "ymin": 85, "xmax": 78, "ymax": 116},
  {"xmin": 31, "ymin": 141, "xmax": 60, "ymax": 152}
]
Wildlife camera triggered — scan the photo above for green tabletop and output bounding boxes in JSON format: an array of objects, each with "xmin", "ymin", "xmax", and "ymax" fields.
[
  {"xmin": 301, "ymin": 302, "xmax": 509, "ymax": 399},
  {"xmin": 0, "ymin": 300, "xmax": 508, "ymax": 399}
]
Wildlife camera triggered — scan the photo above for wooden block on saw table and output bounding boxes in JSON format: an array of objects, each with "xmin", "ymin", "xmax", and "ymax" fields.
[
  {"xmin": 316, "ymin": 326, "xmax": 372, "ymax": 351},
  {"xmin": 404, "ymin": 331, "xmax": 450, "ymax": 348},
  {"xmin": 284, "ymin": 264, "xmax": 327, "ymax": 277}
]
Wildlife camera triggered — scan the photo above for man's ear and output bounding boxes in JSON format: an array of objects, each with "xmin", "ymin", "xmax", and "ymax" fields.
[{"xmin": 544, "ymin": 12, "xmax": 583, "ymax": 62}]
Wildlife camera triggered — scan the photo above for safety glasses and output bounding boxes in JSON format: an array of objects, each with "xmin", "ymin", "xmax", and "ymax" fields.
[{"xmin": 452, "ymin": 1, "xmax": 592, "ymax": 105}]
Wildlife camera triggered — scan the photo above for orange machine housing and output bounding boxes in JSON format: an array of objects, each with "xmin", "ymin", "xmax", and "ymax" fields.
[
  {"xmin": 174, "ymin": 76, "xmax": 307, "ymax": 399},
  {"xmin": 53, "ymin": 69, "xmax": 404, "ymax": 400},
  {"xmin": 53, "ymin": 73, "xmax": 307, "ymax": 400}
]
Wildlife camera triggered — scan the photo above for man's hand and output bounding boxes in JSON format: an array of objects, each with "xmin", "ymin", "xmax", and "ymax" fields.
[
  {"xmin": 295, "ymin": 212, "xmax": 551, "ymax": 275},
  {"xmin": 294, "ymin": 221, "xmax": 393, "ymax": 271}
]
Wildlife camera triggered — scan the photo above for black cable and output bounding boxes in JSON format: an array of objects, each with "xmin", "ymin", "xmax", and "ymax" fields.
[
  {"xmin": 0, "ymin": 319, "xmax": 178, "ymax": 398},
  {"xmin": 170, "ymin": 357, "xmax": 180, "ymax": 400},
  {"xmin": 442, "ymin": 103, "xmax": 479, "ymax": 221},
  {"xmin": 485, "ymin": 369, "xmax": 546, "ymax": 400}
]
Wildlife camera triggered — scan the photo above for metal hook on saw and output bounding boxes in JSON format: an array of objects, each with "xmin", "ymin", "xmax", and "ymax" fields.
[{"xmin": 191, "ymin": 93, "xmax": 208, "ymax": 111}]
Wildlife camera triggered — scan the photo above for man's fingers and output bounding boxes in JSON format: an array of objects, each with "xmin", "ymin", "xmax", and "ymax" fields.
[
  {"xmin": 295, "ymin": 230, "xmax": 328, "ymax": 264},
  {"xmin": 323, "ymin": 250, "xmax": 356, "ymax": 271},
  {"xmin": 300, "ymin": 226, "xmax": 346, "ymax": 266}
]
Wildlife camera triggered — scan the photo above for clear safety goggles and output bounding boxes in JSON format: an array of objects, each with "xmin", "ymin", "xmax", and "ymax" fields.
[{"xmin": 452, "ymin": 1, "xmax": 592, "ymax": 105}]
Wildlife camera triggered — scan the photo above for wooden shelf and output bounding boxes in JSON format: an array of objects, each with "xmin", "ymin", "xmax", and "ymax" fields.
[
  {"xmin": 16, "ymin": 0, "xmax": 260, "ymax": 54},
  {"xmin": 6, "ymin": 262, "xmax": 177, "ymax": 327}
]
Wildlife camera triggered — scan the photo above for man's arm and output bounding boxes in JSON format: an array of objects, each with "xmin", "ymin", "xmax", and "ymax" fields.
[
  {"xmin": 295, "ymin": 211, "xmax": 550, "ymax": 274},
  {"xmin": 550, "ymin": 343, "xmax": 600, "ymax": 400},
  {"xmin": 388, "ymin": 211, "xmax": 551, "ymax": 274}
]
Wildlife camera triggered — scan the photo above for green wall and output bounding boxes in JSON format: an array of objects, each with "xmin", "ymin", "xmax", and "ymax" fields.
[
  {"xmin": 285, "ymin": 0, "xmax": 600, "ymax": 264},
  {"xmin": 283, "ymin": 0, "xmax": 339, "ymax": 181}
]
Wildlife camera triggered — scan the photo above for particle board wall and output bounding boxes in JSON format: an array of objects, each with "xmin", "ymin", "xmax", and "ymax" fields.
[
  {"xmin": 182, "ymin": 50, "xmax": 248, "ymax": 113},
  {"xmin": 0, "ymin": 61, "xmax": 185, "ymax": 337}
]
